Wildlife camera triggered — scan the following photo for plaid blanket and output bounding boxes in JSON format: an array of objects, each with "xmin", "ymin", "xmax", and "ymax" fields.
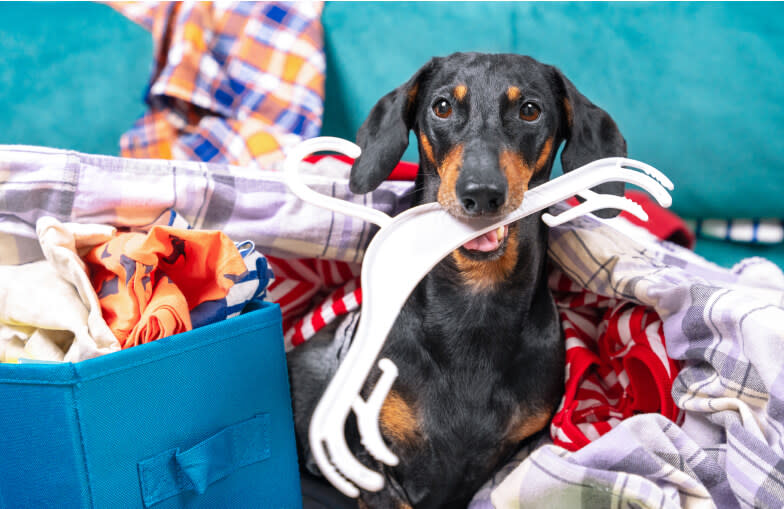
[
  {"xmin": 469, "ymin": 207, "xmax": 784, "ymax": 509},
  {"xmin": 0, "ymin": 146, "xmax": 411, "ymax": 265}
]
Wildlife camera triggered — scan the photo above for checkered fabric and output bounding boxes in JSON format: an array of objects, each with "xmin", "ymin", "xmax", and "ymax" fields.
[
  {"xmin": 108, "ymin": 1, "xmax": 368, "ymax": 349},
  {"xmin": 470, "ymin": 205, "xmax": 784, "ymax": 509},
  {"xmin": 111, "ymin": 1, "xmax": 324, "ymax": 167}
]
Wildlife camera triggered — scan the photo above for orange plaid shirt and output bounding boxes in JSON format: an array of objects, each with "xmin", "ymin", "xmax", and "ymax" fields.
[{"xmin": 111, "ymin": 1, "xmax": 324, "ymax": 167}]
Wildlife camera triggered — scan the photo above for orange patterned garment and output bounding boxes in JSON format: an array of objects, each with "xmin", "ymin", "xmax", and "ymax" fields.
[{"xmin": 84, "ymin": 227, "xmax": 250, "ymax": 348}]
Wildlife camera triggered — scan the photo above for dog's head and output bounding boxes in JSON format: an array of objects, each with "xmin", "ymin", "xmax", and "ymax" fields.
[
  {"xmin": 351, "ymin": 51, "xmax": 625, "ymax": 208},
  {"xmin": 351, "ymin": 52, "xmax": 626, "ymax": 288}
]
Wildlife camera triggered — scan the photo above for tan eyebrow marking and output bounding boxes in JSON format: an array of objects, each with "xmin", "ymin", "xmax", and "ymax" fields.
[
  {"xmin": 535, "ymin": 137, "xmax": 554, "ymax": 172},
  {"xmin": 419, "ymin": 133, "xmax": 436, "ymax": 165},
  {"xmin": 507, "ymin": 86, "xmax": 521, "ymax": 101},
  {"xmin": 454, "ymin": 84, "xmax": 468, "ymax": 101}
]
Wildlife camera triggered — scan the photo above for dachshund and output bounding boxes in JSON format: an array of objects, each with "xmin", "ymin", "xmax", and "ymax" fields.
[{"xmin": 288, "ymin": 52, "xmax": 627, "ymax": 509}]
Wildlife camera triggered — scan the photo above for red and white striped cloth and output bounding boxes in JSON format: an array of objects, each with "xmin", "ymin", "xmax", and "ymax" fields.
[
  {"xmin": 548, "ymin": 268, "xmax": 681, "ymax": 451},
  {"xmin": 266, "ymin": 256, "xmax": 361, "ymax": 348},
  {"xmin": 268, "ymin": 154, "xmax": 416, "ymax": 350}
]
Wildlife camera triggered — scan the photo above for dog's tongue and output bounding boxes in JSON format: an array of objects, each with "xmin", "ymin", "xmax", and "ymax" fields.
[{"xmin": 462, "ymin": 226, "xmax": 508, "ymax": 252}]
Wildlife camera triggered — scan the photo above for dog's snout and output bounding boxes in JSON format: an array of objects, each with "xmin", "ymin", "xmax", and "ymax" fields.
[{"xmin": 458, "ymin": 181, "xmax": 506, "ymax": 215}]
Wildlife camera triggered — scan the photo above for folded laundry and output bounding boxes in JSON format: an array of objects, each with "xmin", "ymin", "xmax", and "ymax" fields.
[
  {"xmin": 0, "ymin": 218, "xmax": 121, "ymax": 363},
  {"xmin": 84, "ymin": 226, "xmax": 271, "ymax": 349}
]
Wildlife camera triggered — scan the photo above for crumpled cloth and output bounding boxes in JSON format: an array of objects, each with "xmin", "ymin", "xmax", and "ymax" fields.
[
  {"xmin": 3, "ymin": 141, "xmax": 784, "ymax": 505},
  {"xmin": 549, "ymin": 267, "xmax": 681, "ymax": 451},
  {"xmin": 111, "ymin": 1, "xmax": 324, "ymax": 168},
  {"xmin": 469, "ymin": 206, "xmax": 784, "ymax": 509},
  {"xmin": 472, "ymin": 414, "xmax": 731, "ymax": 509},
  {"xmin": 0, "ymin": 217, "xmax": 120, "ymax": 363},
  {"xmin": 0, "ymin": 147, "xmax": 410, "ymax": 354},
  {"xmin": 84, "ymin": 225, "xmax": 268, "ymax": 349}
]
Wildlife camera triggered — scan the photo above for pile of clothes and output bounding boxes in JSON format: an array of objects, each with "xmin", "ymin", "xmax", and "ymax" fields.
[
  {"xmin": 0, "ymin": 214, "xmax": 271, "ymax": 363},
  {"xmin": 470, "ymin": 207, "xmax": 784, "ymax": 509}
]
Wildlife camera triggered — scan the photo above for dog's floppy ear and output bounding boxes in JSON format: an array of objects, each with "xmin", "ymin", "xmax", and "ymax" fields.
[
  {"xmin": 349, "ymin": 60, "xmax": 435, "ymax": 194},
  {"xmin": 553, "ymin": 68, "xmax": 627, "ymax": 216}
]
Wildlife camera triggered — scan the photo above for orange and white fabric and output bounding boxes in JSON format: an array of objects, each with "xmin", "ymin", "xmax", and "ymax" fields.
[{"xmin": 84, "ymin": 226, "xmax": 255, "ymax": 349}]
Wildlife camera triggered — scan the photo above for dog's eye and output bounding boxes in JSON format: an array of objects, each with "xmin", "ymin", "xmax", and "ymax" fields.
[
  {"xmin": 433, "ymin": 98, "xmax": 452, "ymax": 119},
  {"xmin": 519, "ymin": 102, "xmax": 541, "ymax": 122}
]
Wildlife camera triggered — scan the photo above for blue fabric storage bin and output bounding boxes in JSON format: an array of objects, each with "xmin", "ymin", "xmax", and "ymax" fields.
[{"xmin": 0, "ymin": 301, "xmax": 301, "ymax": 509}]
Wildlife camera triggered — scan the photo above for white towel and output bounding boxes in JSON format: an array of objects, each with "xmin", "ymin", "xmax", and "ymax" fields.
[{"xmin": 0, "ymin": 218, "xmax": 121, "ymax": 363}]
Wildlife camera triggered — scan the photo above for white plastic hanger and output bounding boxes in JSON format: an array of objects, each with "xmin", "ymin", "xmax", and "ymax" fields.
[{"xmin": 283, "ymin": 136, "xmax": 674, "ymax": 497}]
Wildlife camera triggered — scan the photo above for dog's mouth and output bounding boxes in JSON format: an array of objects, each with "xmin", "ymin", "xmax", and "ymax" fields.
[{"xmin": 459, "ymin": 224, "xmax": 510, "ymax": 258}]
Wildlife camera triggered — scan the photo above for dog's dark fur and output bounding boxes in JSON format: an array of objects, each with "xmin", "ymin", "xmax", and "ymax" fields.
[{"xmin": 288, "ymin": 52, "xmax": 626, "ymax": 509}]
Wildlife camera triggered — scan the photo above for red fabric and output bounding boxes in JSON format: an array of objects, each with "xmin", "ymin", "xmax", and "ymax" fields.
[
  {"xmin": 622, "ymin": 190, "xmax": 695, "ymax": 248},
  {"xmin": 265, "ymin": 255, "xmax": 361, "ymax": 347},
  {"xmin": 548, "ymin": 269, "xmax": 681, "ymax": 451},
  {"xmin": 303, "ymin": 154, "xmax": 419, "ymax": 181}
]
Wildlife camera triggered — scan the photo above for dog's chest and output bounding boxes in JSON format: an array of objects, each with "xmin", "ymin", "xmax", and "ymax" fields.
[
  {"xmin": 394, "ymin": 340, "xmax": 550, "ymax": 439},
  {"xmin": 380, "ymin": 352, "xmax": 552, "ymax": 507},
  {"xmin": 369, "ymin": 273, "xmax": 564, "ymax": 504},
  {"xmin": 379, "ymin": 301, "xmax": 561, "ymax": 453}
]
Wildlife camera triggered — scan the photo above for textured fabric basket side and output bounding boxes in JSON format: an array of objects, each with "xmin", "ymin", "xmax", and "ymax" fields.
[{"xmin": 0, "ymin": 301, "xmax": 301, "ymax": 509}]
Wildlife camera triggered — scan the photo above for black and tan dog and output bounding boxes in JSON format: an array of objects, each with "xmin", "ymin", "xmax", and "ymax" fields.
[{"xmin": 288, "ymin": 52, "xmax": 626, "ymax": 509}]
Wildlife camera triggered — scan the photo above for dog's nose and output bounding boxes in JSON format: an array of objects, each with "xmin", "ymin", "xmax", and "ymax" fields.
[{"xmin": 459, "ymin": 182, "xmax": 506, "ymax": 215}]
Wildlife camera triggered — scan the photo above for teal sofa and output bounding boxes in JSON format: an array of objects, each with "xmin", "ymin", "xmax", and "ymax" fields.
[{"xmin": 2, "ymin": 1, "xmax": 783, "ymax": 267}]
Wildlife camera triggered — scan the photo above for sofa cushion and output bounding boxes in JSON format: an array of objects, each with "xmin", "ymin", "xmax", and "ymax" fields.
[{"xmin": 0, "ymin": 3, "xmax": 151, "ymax": 155}]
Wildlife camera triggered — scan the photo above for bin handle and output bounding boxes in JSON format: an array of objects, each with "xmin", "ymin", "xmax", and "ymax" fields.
[{"xmin": 137, "ymin": 413, "xmax": 270, "ymax": 507}]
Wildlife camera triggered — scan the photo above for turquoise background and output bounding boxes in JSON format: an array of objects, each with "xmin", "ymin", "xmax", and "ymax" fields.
[
  {"xmin": 1, "ymin": 2, "xmax": 783, "ymax": 267},
  {"xmin": 0, "ymin": 2, "xmax": 151, "ymax": 154}
]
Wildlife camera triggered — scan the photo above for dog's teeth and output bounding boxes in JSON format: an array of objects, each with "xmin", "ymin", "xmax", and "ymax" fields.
[{"xmin": 496, "ymin": 226, "xmax": 505, "ymax": 240}]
